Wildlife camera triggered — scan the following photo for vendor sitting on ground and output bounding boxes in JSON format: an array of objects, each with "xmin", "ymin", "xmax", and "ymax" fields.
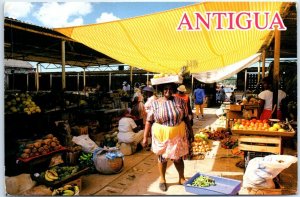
[{"xmin": 117, "ymin": 109, "xmax": 144, "ymax": 152}]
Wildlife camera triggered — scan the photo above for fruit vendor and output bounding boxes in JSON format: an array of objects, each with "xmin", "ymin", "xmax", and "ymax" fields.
[
  {"xmin": 142, "ymin": 82, "xmax": 193, "ymax": 192},
  {"xmin": 258, "ymin": 77, "xmax": 286, "ymax": 120}
]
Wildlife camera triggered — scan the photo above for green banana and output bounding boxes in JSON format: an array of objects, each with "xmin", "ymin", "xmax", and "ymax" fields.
[{"xmin": 63, "ymin": 189, "xmax": 75, "ymax": 196}]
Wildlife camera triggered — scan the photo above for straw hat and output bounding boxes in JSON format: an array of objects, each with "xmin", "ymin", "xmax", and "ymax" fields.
[
  {"xmin": 177, "ymin": 85, "xmax": 187, "ymax": 92},
  {"xmin": 143, "ymin": 86, "xmax": 154, "ymax": 92}
]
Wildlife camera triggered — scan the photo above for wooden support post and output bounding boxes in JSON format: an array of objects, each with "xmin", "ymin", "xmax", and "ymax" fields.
[
  {"xmin": 77, "ymin": 73, "xmax": 80, "ymax": 91},
  {"xmin": 261, "ymin": 50, "xmax": 266, "ymax": 79},
  {"xmin": 244, "ymin": 69, "xmax": 247, "ymax": 93},
  {"xmin": 26, "ymin": 73, "xmax": 29, "ymax": 91},
  {"xmin": 61, "ymin": 40, "xmax": 66, "ymax": 90},
  {"xmin": 130, "ymin": 66, "xmax": 133, "ymax": 93},
  {"xmin": 147, "ymin": 72, "xmax": 149, "ymax": 86},
  {"xmin": 50, "ymin": 73, "xmax": 52, "ymax": 89},
  {"xmin": 258, "ymin": 61, "xmax": 261, "ymax": 83},
  {"xmin": 272, "ymin": 27, "xmax": 280, "ymax": 118},
  {"xmin": 83, "ymin": 68, "xmax": 86, "ymax": 89},
  {"xmin": 35, "ymin": 63, "xmax": 39, "ymax": 92},
  {"xmin": 109, "ymin": 72, "xmax": 112, "ymax": 92}
]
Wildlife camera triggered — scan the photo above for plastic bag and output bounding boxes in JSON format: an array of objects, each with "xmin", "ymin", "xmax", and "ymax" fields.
[
  {"xmin": 243, "ymin": 155, "xmax": 297, "ymax": 188},
  {"xmin": 72, "ymin": 135, "xmax": 98, "ymax": 153},
  {"xmin": 93, "ymin": 147, "xmax": 124, "ymax": 174},
  {"xmin": 5, "ymin": 174, "xmax": 36, "ymax": 195}
]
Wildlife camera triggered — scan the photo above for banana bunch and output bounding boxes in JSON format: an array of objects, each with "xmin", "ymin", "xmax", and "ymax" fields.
[
  {"xmin": 79, "ymin": 152, "xmax": 93, "ymax": 166},
  {"xmin": 52, "ymin": 184, "xmax": 79, "ymax": 196},
  {"xmin": 45, "ymin": 169, "xmax": 59, "ymax": 182}
]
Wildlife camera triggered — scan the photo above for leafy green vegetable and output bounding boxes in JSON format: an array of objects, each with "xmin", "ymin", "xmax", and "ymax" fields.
[{"xmin": 191, "ymin": 175, "xmax": 216, "ymax": 187}]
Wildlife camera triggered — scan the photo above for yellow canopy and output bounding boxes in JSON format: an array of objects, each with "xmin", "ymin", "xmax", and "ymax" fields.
[{"xmin": 55, "ymin": 2, "xmax": 283, "ymax": 74}]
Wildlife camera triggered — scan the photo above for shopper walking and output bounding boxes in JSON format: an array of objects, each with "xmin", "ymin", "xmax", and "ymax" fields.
[
  {"xmin": 142, "ymin": 83, "xmax": 193, "ymax": 192},
  {"xmin": 219, "ymin": 86, "xmax": 226, "ymax": 103},
  {"xmin": 174, "ymin": 84, "xmax": 193, "ymax": 126},
  {"xmin": 194, "ymin": 84, "xmax": 206, "ymax": 120}
]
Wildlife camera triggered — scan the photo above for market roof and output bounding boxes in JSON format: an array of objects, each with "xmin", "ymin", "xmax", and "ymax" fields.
[
  {"xmin": 4, "ymin": 59, "xmax": 33, "ymax": 69},
  {"xmin": 55, "ymin": 2, "xmax": 296, "ymax": 74},
  {"xmin": 4, "ymin": 17, "xmax": 122, "ymax": 67}
]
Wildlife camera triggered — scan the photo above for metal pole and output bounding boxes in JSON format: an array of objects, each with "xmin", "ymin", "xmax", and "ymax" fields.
[
  {"xmin": 109, "ymin": 72, "xmax": 112, "ymax": 92},
  {"xmin": 35, "ymin": 63, "xmax": 39, "ymax": 92},
  {"xmin": 61, "ymin": 40, "xmax": 66, "ymax": 90},
  {"xmin": 272, "ymin": 27, "xmax": 280, "ymax": 118}
]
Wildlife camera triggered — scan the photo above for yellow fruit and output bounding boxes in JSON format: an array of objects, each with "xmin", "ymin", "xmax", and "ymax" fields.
[
  {"xmin": 268, "ymin": 127, "xmax": 277, "ymax": 131},
  {"xmin": 273, "ymin": 123, "xmax": 281, "ymax": 130},
  {"xmin": 278, "ymin": 128, "xmax": 286, "ymax": 132}
]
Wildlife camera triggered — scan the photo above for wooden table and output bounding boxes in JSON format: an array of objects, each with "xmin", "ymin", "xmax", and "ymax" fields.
[{"xmin": 232, "ymin": 128, "xmax": 295, "ymax": 154}]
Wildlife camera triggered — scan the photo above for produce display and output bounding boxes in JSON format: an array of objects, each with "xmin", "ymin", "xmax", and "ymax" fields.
[
  {"xmin": 52, "ymin": 184, "xmax": 79, "ymax": 196},
  {"xmin": 220, "ymin": 137, "xmax": 238, "ymax": 149},
  {"xmin": 38, "ymin": 165, "xmax": 80, "ymax": 182},
  {"xmin": 231, "ymin": 119, "xmax": 290, "ymax": 132},
  {"xmin": 78, "ymin": 152, "xmax": 94, "ymax": 170},
  {"xmin": 190, "ymin": 175, "xmax": 216, "ymax": 187},
  {"xmin": 103, "ymin": 130, "xmax": 118, "ymax": 147},
  {"xmin": 18, "ymin": 134, "xmax": 63, "ymax": 160},
  {"xmin": 5, "ymin": 92, "xmax": 41, "ymax": 114},
  {"xmin": 191, "ymin": 132, "xmax": 211, "ymax": 155},
  {"xmin": 207, "ymin": 128, "xmax": 230, "ymax": 140}
]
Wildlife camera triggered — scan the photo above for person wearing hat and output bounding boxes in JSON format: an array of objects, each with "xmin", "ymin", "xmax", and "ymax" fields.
[
  {"xmin": 122, "ymin": 81, "xmax": 130, "ymax": 93},
  {"xmin": 174, "ymin": 85, "xmax": 193, "ymax": 126},
  {"xmin": 142, "ymin": 83, "xmax": 193, "ymax": 192},
  {"xmin": 143, "ymin": 86, "xmax": 157, "ymax": 113}
]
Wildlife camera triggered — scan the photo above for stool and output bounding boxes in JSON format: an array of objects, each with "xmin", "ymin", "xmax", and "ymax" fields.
[{"xmin": 119, "ymin": 143, "xmax": 137, "ymax": 156}]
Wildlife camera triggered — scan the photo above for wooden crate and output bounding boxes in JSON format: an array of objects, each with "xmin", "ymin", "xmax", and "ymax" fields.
[
  {"xmin": 238, "ymin": 135, "xmax": 281, "ymax": 154},
  {"xmin": 230, "ymin": 105, "xmax": 242, "ymax": 111},
  {"xmin": 239, "ymin": 187, "xmax": 297, "ymax": 195}
]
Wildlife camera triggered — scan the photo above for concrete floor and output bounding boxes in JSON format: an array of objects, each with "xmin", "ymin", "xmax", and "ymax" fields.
[{"xmin": 79, "ymin": 108, "xmax": 298, "ymax": 195}]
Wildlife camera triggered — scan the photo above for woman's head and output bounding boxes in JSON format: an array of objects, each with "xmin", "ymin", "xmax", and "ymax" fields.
[
  {"xmin": 161, "ymin": 83, "xmax": 176, "ymax": 99},
  {"xmin": 262, "ymin": 77, "xmax": 272, "ymax": 90}
]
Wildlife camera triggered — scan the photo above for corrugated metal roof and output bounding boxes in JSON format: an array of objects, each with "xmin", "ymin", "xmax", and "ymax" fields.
[{"xmin": 4, "ymin": 59, "xmax": 33, "ymax": 69}]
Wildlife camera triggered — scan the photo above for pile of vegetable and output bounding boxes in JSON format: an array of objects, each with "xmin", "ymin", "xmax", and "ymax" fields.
[
  {"xmin": 18, "ymin": 134, "xmax": 63, "ymax": 159},
  {"xmin": 191, "ymin": 175, "xmax": 216, "ymax": 187},
  {"xmin": 103, "ymin": 130, "xmax": 118, "ymax": 147},
  {"xmin": 208, "ymin": 129, "xmax": 230, "ymax": 140},
  {"xmin": 220, "ymin": 137, "xmax": 238, "ymax": 149}
]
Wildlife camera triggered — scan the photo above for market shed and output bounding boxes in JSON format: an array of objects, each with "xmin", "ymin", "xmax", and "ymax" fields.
[{"xmin": 4, "ymin": 17, "xmax": 122, "ymax": 67}]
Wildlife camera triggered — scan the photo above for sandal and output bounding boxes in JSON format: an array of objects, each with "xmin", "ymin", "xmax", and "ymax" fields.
[{"xmin": 159, "ymin": 182, "xmax": 167, "ymax": 192}]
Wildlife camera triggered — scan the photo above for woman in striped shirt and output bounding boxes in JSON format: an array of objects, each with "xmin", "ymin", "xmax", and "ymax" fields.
[{"xmin": 142, "ymin": 83, "xmax": 193, "ymax": 192}]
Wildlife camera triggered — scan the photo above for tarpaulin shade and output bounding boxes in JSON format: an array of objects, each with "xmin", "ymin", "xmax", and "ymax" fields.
[
  {"xmin": 192, "ymin": 53, "xmax": 261, "ymax": 83},
  {"xmin": 55, "ymin": 2, "xmax": 283, "ymax": 74}
]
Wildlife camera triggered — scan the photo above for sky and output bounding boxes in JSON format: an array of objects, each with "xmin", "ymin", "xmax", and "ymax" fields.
[{"xmin": 4, "ymin": 2, "xmax": 196, "ymax": 28}]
